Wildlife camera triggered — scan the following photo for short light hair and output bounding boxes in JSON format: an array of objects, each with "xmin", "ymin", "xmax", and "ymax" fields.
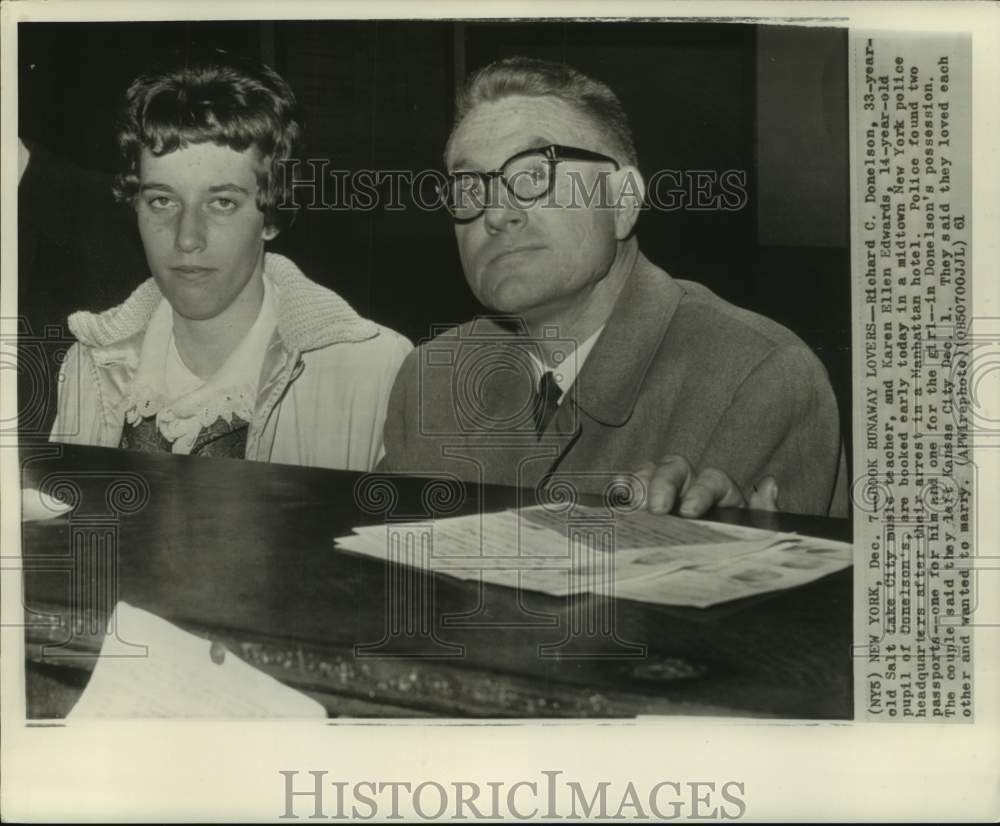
[
  {"xmin": 447, "ymin": 56, "xmax": 639, "ymax": 168},
  {"xmin": 113, "ymin": 48, "xmax": 303, "ymax": 231}
]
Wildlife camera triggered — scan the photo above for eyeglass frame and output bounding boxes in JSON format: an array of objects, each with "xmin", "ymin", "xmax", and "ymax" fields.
[{"xmin": 438, "ymin": 143, "xmax": 621, "ymax": 222}]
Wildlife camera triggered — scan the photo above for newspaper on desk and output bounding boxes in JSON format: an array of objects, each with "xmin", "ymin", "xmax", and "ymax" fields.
[{"xmin": 335, "ymin": 505, "xmax": 852, "ymax": 608}]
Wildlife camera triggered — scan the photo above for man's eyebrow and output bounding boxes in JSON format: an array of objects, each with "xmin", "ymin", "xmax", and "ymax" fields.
[
  {"xmin": 139, "ymin": 182, "xmax": 175, "ymax": 192},
  {"xmin": 520, "ymin": 136, "xmax": 553, "ymax": 152},
  {"xmin": 449, "ymin": 136, "xmax": 552, "ymax": 172}
]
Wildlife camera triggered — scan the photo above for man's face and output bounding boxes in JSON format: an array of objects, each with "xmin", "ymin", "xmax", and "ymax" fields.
[
  {"xmin": 446, "ymin": 95, "xmax": 622, "ymax": 319},
  {"xmin": 136, "ymin": 142, "xmax": 276, "ymax": 322}
]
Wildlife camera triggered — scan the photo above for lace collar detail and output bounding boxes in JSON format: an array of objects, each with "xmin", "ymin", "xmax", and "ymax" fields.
[{"xmin": 119, "ymin": 281, "xmax": 277, "ymax": 454}]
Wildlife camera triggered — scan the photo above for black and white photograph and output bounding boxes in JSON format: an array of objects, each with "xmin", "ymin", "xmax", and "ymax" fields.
[{"xmin": 1, "ymin": 2, "xmax": 996, "ymax": 822}]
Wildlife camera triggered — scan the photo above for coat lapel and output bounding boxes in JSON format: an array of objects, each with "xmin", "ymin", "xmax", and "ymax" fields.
[
  {"xmin": 434, "ymin": 255, "xmax": 684, "ymax": 491},
  {"xmin": 573, "ymin": 253, "xmax": 685, "ymax": 427}
]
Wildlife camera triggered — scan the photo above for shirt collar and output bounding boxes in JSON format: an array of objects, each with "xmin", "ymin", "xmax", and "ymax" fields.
[
  {"xmin": 528, "ymin": 324, "xmax": 605, "ymax": 401},
  {"xmin": 191, "ymin": 277, "xmax": 277, "ymax": 395}
]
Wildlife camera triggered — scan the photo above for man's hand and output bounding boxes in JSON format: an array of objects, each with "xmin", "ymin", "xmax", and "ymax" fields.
[{"xmin": 621, "ymin": 454, "xmax": 779, "ymax": 517}]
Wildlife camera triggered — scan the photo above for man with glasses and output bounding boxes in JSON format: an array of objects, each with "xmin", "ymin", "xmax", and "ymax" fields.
[{"xmin": 381, "ymin": 57, "xmax": 847, "ymax": 518}]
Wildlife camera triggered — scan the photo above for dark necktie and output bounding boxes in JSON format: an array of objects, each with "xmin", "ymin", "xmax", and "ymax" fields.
[{"xmin": 533, "ymin": 370, "xmax": 563, "ymax": 438}]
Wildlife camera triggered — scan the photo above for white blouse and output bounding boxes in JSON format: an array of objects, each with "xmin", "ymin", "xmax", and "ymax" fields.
[{"xmin": 121, "ymin": 280, "xmax": 278, "ymax": 454}]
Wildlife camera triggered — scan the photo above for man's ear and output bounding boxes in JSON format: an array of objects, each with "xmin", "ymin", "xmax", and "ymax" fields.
[
  {"xmin": 262, "ymin": 225, "xmax": 280, "ymax": 242},
  {"xmin": 610, "ymin": 166, "xmax": 645, "ymax": 240}
]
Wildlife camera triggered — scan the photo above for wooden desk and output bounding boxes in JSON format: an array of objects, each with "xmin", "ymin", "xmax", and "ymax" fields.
[{"xmin": 20, "ymin": 444, "xmax": 853, "ymax": 719}]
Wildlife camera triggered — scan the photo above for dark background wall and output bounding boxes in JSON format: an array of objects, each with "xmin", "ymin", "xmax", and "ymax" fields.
[{"xmin": 18, "ymin": 20, "xmax": 851, "ymax": 444}]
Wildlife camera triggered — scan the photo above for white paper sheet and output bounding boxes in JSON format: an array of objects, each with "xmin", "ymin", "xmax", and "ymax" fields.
[
  {"xmin": 601, "ymin": 538, "xmax": 853, "ymax": 607},
  {"xmin": 68, "ymin": 602, "xmax": 326, "ymax": 719},
  {"xmin": 20, "ymin": 487, "xmax": 73, "ymax": 522},
  {"xmin": 335, "ymin": 507, "xmax": 852, "ymax": 608}
]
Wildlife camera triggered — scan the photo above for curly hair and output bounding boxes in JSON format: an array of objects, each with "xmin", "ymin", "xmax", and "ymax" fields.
[{"xmin": 113, "ymin": 49, "xmax": 303, "ymax": 230}]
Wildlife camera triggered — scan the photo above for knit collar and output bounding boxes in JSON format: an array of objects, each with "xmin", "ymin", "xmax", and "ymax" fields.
[{"xmin": 67, "ymin": 252, "xmax": 378, "ymax": 353}]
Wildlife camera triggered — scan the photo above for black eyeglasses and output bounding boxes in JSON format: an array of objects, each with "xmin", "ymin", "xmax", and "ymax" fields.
[{"xmin": 438, "ymin": 144, "xmax": 620, "ymax": 222}]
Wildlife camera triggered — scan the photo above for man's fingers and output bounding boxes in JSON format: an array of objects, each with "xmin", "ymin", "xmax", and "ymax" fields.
[
  {"xmin": 749, "ymin": 476, "xmax": 780, "ymax": 511},
  {"xmin": 647, "ymin": 455, "xmax": 694, "ymax": 514},
  {"xmin": 679, "ymin": 467, "xmax": 746, "ymax": 517},
  {"xmin": 614, "ymin": 462, "xmax": 656, "ymax": 509},
  {"xmin": 622, "ymin": 459, "xmax": 760, "ymax": 518}
]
